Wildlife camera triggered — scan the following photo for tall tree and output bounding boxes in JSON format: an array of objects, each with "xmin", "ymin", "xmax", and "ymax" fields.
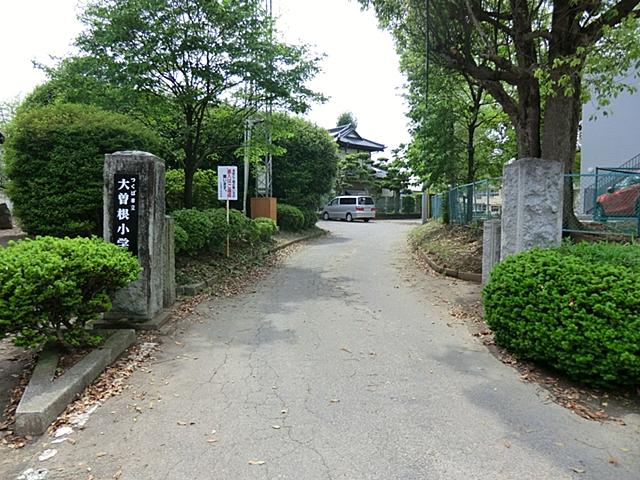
[
  {"xmin": 361, "ymin": 0, "xmax": 640, "ymax": 225},
  {"xmin": 336, "ymin": 111, "xmax": 358, "ymax": 127},
  {"xmin": 75, "ymin": 0, "xmax": 323, "ymax": 207},
  {"xmin": 335, "ymin": 153, "xmax": 378, "ymax": 194}
]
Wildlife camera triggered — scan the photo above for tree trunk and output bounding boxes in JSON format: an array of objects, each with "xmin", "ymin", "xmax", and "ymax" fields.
[
  {"xmin": 184, "ymin": 165, "xmax": 195, "ymax": 209},
  {"xmin": 541, "ymin": 77, "xmax": 583, "ymax": 230},
  {"xmin": 541, "ymin": 0, "xmax": 584, "ymax": 229},
  {"xmin": 182, "ymin": 106, "xmax": 197, "ymax": 209},
  {"xmin": 514, "ymin": 81, "xmax": 542, "ymax": 159}
]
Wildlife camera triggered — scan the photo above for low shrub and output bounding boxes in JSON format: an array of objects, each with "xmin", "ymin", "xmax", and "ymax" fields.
[
  {"xmin": 171, "ymin": 209, "xmax": 214, "ymax": 256},
  {"xmin": 228, "ymin": 209, "xmax": 257, "ymax": 244},
  {"xmin": 299, "ymin": 207, "xmax": 318, "ymax": 229},
  {"xmin": 277, "ymin": 204, "xmax": 305, "ymax": 232},
  {"xmin": 174, "ymin": 224, "xmax": 189, "ymax": 255},
  {"xmin": 483, "ymin": 242, "xmax": 640, "ymax": 387},
  {"xmin": 0, "ymin": 236, "xmax": 140, "ymax": 350},
  {"xmin": 172, "ymin": 208, "xmax": 277, "ymax": 256},
  {"xmin": 165, "ymin": 169, "xmax": 220, "ymax": 212},
  {"xmin": 253, "ymin": 217, "xmax": 278, "ymax": 241}
]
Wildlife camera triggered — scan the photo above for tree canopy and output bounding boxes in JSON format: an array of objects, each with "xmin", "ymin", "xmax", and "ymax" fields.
[
  {"xmin": 361, "ymin": 0, "xmax": 639, "ymax": 226},
  {"xmin": 68, "ymin": 0, "xmax": 324, "ymax": 207},
  {"xmin": 336, "ymin": 111, "xmax": 358, "ymax": 127},
  {"xmin": 271, "ymin": 115, "xmax": 338, "ymax": 208},
  {"xmin": 361, "ymin": 0, "xmax": 639, "ymax": 170}
]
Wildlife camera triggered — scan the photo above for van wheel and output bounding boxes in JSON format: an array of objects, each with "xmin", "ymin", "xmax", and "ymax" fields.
[
  {"xmin": 363, "ymin": 218, "xmax": 370, "ymax": 223},
  {"xmin": 322, "ymin": 212, "xmax": 330, "ymax": 221},
  {"xmin": 346, "ymin": 213, "xmax": 353, "ymax": 222}
]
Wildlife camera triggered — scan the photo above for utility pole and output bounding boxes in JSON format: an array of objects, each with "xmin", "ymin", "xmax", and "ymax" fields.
[{"xmin": 256, "ymin": 0, "xmax": 274, "ymax": 198}]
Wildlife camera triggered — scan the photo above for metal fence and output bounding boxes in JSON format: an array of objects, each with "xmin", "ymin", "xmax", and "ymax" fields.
[
  {"xmin": 583, "ymin": 153, "xmax": 640, "ymax": 214},
  {"xmin": 565, "ymin": 170, "xmax": 640, "ymax": 237},
  {"xmin": 425, "ymin": 169, "xmax": 640, "ymax": 238},
  {"xmin": 430, "ymin": 193, "xmax": 442, "ymax": 219},
  {"xmin": 374, "ymin": 193, "xmax": 423, "ymax": 214},
  {"xmin": 448, "ymin": 178, "xmax": 503, "ymax": 225}
]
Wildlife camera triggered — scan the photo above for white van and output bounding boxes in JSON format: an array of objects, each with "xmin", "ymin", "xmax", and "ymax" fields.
[{"xmin": 321, "ymin": 196, "xmax": 376, "ymax": 222}]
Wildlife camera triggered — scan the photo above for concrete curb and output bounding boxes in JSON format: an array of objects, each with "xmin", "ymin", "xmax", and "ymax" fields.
[
  {"xmin": 175, "ymin": 228, "xmax": 328, "ymax": 296},
  {"xmin": 413, "ymin": 248, "xmax": 482, "ymax": 284},
  {"xmin": 93, "ymin": 310, "xmax": 173, "ymax": 331},
  {"xmin": 15, "ymin": 329, "xmax": 136, "ymax": 436}
]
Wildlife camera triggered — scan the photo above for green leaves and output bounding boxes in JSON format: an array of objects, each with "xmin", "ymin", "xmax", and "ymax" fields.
[
  {"xmin": 0, "ymin": 236, "xmax": 141, "ymax": 350},
  {"xmin": 276, "ymin": 204, "xmax": 306, "ymax": 232},
  {"xmin": 4, "ymin": 103, "xmax": 161, "ymax": 237},
  {"xmin": 171, "ymin": 208, "xmax": 276, "ymax": 256},
  {"xmin": 483, "ymin": 243, "xmax": 640, "ymax": 388}
]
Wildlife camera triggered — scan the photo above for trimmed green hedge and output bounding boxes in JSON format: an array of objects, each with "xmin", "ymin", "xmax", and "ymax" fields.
[
  {"xmin": 0, "ymin": 236, "xmax": 140, "ymax": 349},
  {"xmin": 4, "ymin": 103, "xmax": 161, "ymax": 237},
  {"xmin": 483, "ymin": 242, "xmax": 640, "ymax": 387},
  {"xmin": 299, "ymin": 207, "xmax": 318, "ymax": 230},
  {"xmin": 171, "ymin": 208, "xmax": 277, "ymax": 257},
  {"xmin": 253, "ymin": 217, "xmax": 278, "ymax": 241},
  {"xmin": 277, "ymin": 203, "xmax": 305, "ymax": 232}
]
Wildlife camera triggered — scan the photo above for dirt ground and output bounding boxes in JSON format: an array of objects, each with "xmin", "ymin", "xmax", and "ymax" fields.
[{"xmin": 408, "ymin": 221, "xmax": 483, "ymax": 273}]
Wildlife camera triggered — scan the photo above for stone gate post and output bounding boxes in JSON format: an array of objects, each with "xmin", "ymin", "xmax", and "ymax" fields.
[
  {"xmin": 500, "ymin": 158, "xmax": 564, "ymax": 260},
  {"xmin": 103, "ymin": 151, "xmax": 166, "ymax": 321}
]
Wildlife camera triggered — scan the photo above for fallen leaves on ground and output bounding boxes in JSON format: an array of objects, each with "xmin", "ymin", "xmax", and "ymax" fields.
[
  {"xmin": 0, "ymin": 351, "xmax": 36, "ymax": 449},
  {"xmin": 177, "ymin": 242, "xmax": 303, "ymax": 299},
  {"xmin": 47, "ymin": 340, "xmax": 158, "ymax": 434},
  {"xmin": 443, "ymin": 299, "xmax": 634, "ymax": 424}
]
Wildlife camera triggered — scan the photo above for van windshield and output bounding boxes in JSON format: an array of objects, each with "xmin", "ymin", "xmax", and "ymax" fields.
[{"xmin": 358, "ymin": 197, "xmax": 375, "ymax": 205}]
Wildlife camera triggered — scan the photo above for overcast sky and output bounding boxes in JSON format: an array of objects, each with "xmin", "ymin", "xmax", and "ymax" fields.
[{"xmin": 0, "ymin": 0, "xmax": 410, "ymax": 154}]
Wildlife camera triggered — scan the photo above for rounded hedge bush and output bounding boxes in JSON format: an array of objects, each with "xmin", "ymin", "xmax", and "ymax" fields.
[
  {"xmin": 253, "ymin": 217, "xmax": 278, "ymax": 241},
  {"xmin": 4, "ymin": 103, "xmax": 161, "ymax": 237},
  {"xmin": 299, "ymin": 207, "xmax": 318, "ymax": 230},
  {"xmin": 172, "ymin": 208, "xmax": 276, "ymax": 256},
  {"xmin": 277, "ymin": 203, "xmax": 305, "ymax": 232},
  {"xmin": 165, "ymin": 169, "xmax": 220, "ymax": 212},
  {"xmin": 171, "ymin": 209, "xmax": 215, "ymax": 256},
  {"xmin": 483, "ymin": 243, "xmax": 640, "ymax": 387},
  {"xmin": 0, "ymin": 236, "xmax": 141, "ymax": 350}
]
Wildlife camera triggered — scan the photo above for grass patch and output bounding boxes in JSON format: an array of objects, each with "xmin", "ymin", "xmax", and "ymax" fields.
[{"xmin": 409, "ymin": 221, "xmax": 483, "ymax": 273}]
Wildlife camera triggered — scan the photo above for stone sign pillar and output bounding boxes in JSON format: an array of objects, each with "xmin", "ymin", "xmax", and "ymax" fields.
[
  {"xmin": 500, "ymin": 158, "xmax": 564, "ymax": 260},
  {"xmin": 421, "ymin": 193, "xmax": 429, "ymax": 224},
  {"xmin": 482, "ymin": 219, "xmax": 501, "ymax": 284},
  {"xmin": 104, "ymin": 151, "xmax": 166, "ymax": 321}
]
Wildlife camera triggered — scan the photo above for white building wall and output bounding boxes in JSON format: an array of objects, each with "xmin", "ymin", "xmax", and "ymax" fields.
[{"xmin": 581, "ymin": 77, "xmax": 640, "ymax": 174}]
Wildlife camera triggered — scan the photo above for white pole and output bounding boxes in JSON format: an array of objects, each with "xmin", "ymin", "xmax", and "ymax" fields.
[
  {"xmin": 226, "ymin": 199, "xmax": 230, "ymax": 258},
  {"xmin": 243, "ymin": 120, "xmax": 250, "ymax": 215}
]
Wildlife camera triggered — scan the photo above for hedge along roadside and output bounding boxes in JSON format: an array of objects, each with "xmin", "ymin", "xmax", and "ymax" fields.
[
  {"xmin": 171, "ymin": 208, "xmax": 278, "ymax": 257},
  {"xmin": 4, "ymin": 103, "xmax": 161, "ymax": 237},
  {"xmin": 0, "ymin": 236, "xmax": 141, "ymax": 350},
  {"xmin": 277, "ymin": 203, "xmax": 317, "ymax": 232},
  {"xmin": 483, "ymin": 242, "xmax": 640, "ymax": 388}
]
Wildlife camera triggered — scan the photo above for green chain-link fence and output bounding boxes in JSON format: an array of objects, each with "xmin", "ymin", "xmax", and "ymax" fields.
[
  {"xmin": 448, "ymin": 178, "xmax": 502, "ymax": 224},
  {"xmin": 565, "ymin": 169, "xmax": 640, "ymax": 237}
]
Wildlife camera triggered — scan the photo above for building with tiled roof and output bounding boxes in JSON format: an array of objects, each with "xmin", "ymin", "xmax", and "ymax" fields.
[{"xmin": 327, "ymin": 123, "xmax": 385, "ymax": 156}]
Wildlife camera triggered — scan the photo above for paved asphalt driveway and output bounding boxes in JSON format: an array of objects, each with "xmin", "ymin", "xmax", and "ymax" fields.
[{"xmin": 2, "ymin": 219, "xmax": 639, "ymax": 479}]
